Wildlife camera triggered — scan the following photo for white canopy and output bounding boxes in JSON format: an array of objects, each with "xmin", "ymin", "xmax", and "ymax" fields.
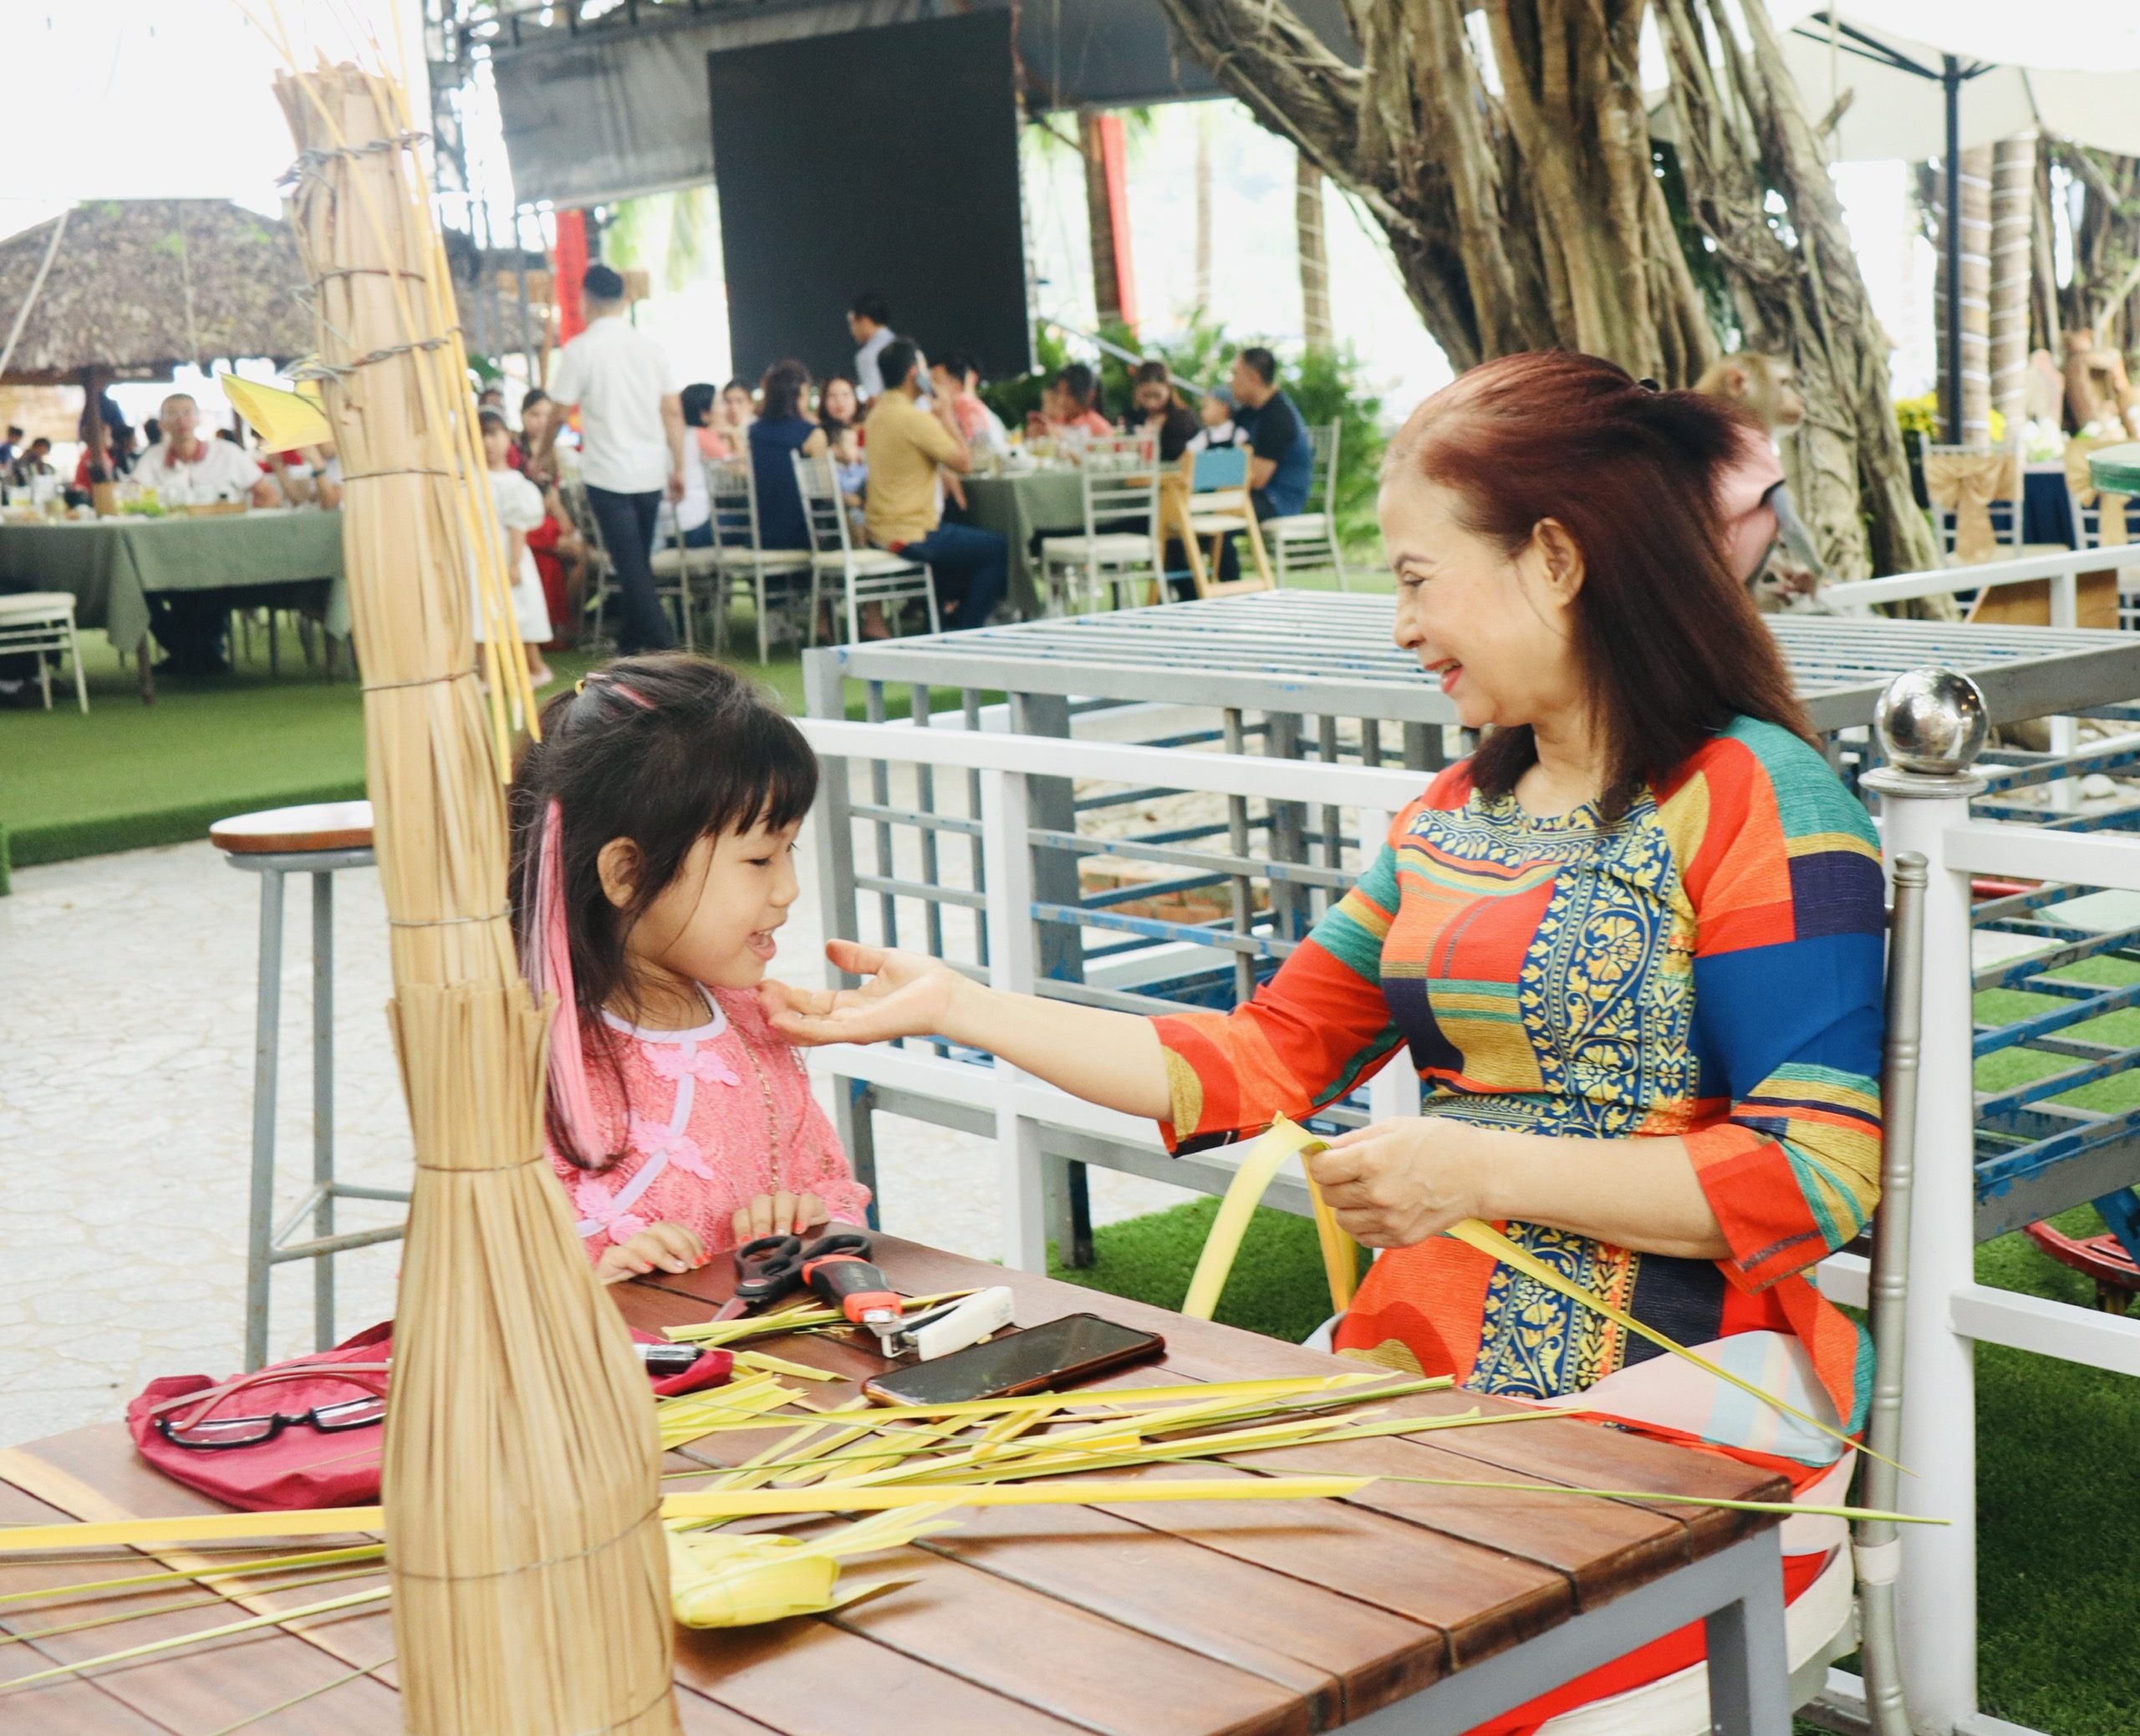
[
  {"xmin": 1771, "ymin": 2, "xmax": 2140, "ymax": 74},
  {"xmin": 1771, "ymin": 3, "xmax": 2140, "ymax": 160}
]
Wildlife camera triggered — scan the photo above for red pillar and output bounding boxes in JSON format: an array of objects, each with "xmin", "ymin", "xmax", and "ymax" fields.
[
  {"xmin": 553, "ymin": 209, "xmax": 588, "ymax": 345},
  {"xmin": 1080, "ymin": 112, "xmax": 1138, "ymax": 333}
]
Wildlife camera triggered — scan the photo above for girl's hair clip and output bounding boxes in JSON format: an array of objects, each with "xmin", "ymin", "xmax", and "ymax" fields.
[{"xmin": 573, "ymin": 672, "xmax": 656, "ymax": 712}]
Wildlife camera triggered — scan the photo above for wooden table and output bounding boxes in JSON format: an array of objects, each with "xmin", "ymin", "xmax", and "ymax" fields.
[
  {"xmin": 0, "ymin": 1237, "xmax": 1795, "ymax": 1733},
  {"xmin": 0, "ymin": 511, "xmax": 348, "ymax": 701}
]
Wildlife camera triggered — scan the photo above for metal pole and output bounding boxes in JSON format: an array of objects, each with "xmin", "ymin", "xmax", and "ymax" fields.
[
  {"xmin": 1944, "ymin": 57, "xmax": 1964, "ymax": 445},
  {"xmin": 1862, "ymin": 746, "xmax": 1985, "ymax": 1732},
  {"xmin": 1855, "ymin": 850, "xmax": 1925, "ymax": 1736},
  {"xmin": 312, "ymin": 871, "xmax": 336, "ymax": 1352},
  {"xmin": 245, "ymin": 868, "xmax": 286, "ymax": 1372}
]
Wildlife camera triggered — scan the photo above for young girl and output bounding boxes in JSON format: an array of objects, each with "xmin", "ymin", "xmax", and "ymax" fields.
[
  {"xmin": 510, "ymin": 654, "xmax": 869, "ymax": 1283},
  {"xmin": 480, "ymin": 409, "xmax": 556, "ymax": 690}
]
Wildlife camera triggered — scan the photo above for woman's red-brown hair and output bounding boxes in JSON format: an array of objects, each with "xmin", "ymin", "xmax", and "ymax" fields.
[{"xmin": 1386, "ymin": 350, "xmax": 1814, "ymax": 817}]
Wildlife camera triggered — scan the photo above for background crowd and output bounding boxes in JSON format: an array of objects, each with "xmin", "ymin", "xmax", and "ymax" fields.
[{"xmin": 520, "ymin": 265, "xmax": 1322, "ymax": 654}]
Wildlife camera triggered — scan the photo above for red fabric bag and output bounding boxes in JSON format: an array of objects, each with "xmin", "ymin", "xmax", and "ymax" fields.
[
  {"xmin": 128, "ymin": 1322, "xmax": 393, "ymax": 1511},
  {"xmin": 129, "ymin": 1324, "xmax": 731, "ymax": 1511}
]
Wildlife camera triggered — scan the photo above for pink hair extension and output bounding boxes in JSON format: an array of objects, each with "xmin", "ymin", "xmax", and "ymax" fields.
[
  {"xmin": 578, "ymin": 672, "xmax": 656, "ymax": 711},
  {"xmin": 529, "ymin": 796, "xmax": 605, "ymax": 1157}
]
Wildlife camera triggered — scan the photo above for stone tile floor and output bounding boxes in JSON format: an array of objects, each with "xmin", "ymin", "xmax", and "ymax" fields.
[{"xmin": 0, "ymin": 833, "xmax": 1177, "ymax": 1449}]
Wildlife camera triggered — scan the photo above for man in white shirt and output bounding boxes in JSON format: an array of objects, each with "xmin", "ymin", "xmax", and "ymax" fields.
[
  {"xmin": 848, "ymin": 293, "xmax": 894, "ymax": 401},
  {"xmin": 136, "ymin": 393, "xmax": 277, "ymax": 508},
  {"xmin": 543, "ymin": 263, "xmax": 686, "ymax": 654},
  {"xmin": 134, "ymin": 393, "xmax": 278, "ymax": 674}
]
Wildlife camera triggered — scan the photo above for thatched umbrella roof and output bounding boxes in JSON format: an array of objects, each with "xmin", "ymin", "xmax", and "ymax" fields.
[{"xmin": 0, "ymin": 199, "xmax": 312, "ymax": 386}]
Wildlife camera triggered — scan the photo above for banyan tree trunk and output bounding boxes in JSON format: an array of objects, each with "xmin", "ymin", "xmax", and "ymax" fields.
[
  {"xmin": 1151, "ymin": 0, "xmax": 1936, "ymax": 574},
  {"xmin": 1652, "ymin": 0, "xmax": 1939, "ymax": 578}
]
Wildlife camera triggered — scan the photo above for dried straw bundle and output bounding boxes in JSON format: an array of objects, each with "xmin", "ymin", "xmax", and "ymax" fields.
[{"xmin": 274, "ymin": 64, "xmax": 676, "ymax": 1735}]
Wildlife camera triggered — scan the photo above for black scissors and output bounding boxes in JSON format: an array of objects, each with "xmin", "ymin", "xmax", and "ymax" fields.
[{"xmin": 710, "ymin": 1230, "xmax": 874, "ymax": 1321}]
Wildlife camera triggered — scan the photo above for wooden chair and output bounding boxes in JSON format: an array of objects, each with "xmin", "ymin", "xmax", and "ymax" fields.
[
  {"xmin": 1262, "ymin": 422, "xmax": 1346, "ymax": 588},
  {"xmin": 792, "ymin": 452, "xmax": 938, "ymax": 644},
  {"xmin": 1039, "ymin": 435, "xmax": 1165, "ymax": 614},
  {"xmin": 0, "ymin": 591, "xmax": 87, "ymax": 712},
  {"xmin": 1164, "ymin": 446, "xmax": 1273, "ymax": 598},
  {"xmin": 707, "ymin": 456, "xmax": 812, "ymax": 664}
]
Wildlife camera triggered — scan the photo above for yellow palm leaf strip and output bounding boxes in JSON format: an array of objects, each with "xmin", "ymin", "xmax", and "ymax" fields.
[
  {"xmin": 859, "ymin": 1390, "xmax": 1283, "ymax": 1487},
  {"xmin": 0, "ymin": 1507, "xmax": 387, "ymax": 1554},
  {"xmin": 0, "ymin": 1586, "xmax": 390, "ymax": 1694},
  {"xmin": 0, "ymin": 1545, "xmax": 383, "ymax": 1607},
  {"xmin": 1182, "ymin": 1120, "xmax": 1309, "ymax": 1319},
  {"xmin": 0, "ymin": 1564, "xmax": 388, "ymax": 1651},
  {"xmin": 731, "ymin": 1352, "xmax": 846, "ymax": 1383},
  {"xmin": 802, "ymin": 1415, "xmax": 974, "ymax": 1486},
  {"xmin": 657, "ymin": 1378, "xmax": 806, "ymax": 1448},
  {"xmin": 659, "ymin": 1475, "xmax": 1372, "ymax": 1523},
  {"xmin": 842, "ymin": 1372, "xmax": 1404, "ymax": 1427},
  {"xmin": 696, "ymin": 1402, "xmax": 875, "ymax": 1493},
  {"xmin": 1251, "ymin": 1466, "xmax": 1946, "ymax": 1525},
  {"xmin": 1441, "ymin": 1218, "xmax": 1894, "ymax": 1469},
  {"xmin": 1305, "ymin": 1168, "xmax": 1362, "ymax": 1311}
]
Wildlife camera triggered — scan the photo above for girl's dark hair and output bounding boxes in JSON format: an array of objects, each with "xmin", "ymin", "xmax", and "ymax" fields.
[
  {"xmin": 1057, "ymin": 361, "xmax": 1098, "ymax": 412},
  {"xmin": 818, "ymin": 373, "xmax": 859, "ymax": 431},
  {"xmin": 760, "ymin": 358, "xmax": 811, "ymax": 422},
  {"xmin": 680, "ymin": 382, "xmax": 717, "ymax": 427},
  {"xmin": 1386, "ymin": 350, "xmax": 1812, "ymax": 818},
  {"xmin": 509, "ymin": 653, "xmax": 819, "ymax": 1171},
  {"xmin": 477, "ymin": 407, "xmax": 509, "ymax": 436}
]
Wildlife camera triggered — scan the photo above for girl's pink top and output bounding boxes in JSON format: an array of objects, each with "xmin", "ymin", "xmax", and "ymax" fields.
[{"xmin": 548, "ymin": 985, "xmax": 870, "ymax": 1259}]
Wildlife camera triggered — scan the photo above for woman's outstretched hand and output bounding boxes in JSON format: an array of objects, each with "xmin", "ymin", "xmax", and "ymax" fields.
[
  {"xmin": 758, "ymin": 940, "xmax": 969, "ymax": 1047},
  {"xmin": 1305, "ymin": 1119, "xmax": 1485, "ymax": 1249}
]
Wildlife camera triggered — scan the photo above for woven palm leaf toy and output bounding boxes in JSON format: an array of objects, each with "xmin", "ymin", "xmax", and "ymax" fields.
[{"xmin": 273, "ymin": 62, "xmax": 677, "ymax": 1736}]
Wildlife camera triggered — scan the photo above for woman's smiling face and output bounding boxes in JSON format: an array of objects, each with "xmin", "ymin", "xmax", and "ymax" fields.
[{"xmin": 1379, "ymin": 474, "xmax": 1587, "ymax": 735}]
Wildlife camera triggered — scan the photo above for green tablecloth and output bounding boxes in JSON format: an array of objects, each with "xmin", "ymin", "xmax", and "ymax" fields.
[
  {"xmin": 0, "ymin": 510, "xmax": 348, "ymax": 654},
  {"xmin": 957, "ymin": 471, "xmax": 1087, "ymax": 618}
]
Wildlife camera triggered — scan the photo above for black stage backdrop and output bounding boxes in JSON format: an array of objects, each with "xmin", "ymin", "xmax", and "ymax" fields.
[{"xmin": 707, "ymin": 13, "xmax": 1032, "ymax": 387}]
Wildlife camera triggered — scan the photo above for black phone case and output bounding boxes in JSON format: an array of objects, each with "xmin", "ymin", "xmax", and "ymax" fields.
[{"xmin": 861, "ymin": 1314, "xmax": 1164, "ymax": 1407}]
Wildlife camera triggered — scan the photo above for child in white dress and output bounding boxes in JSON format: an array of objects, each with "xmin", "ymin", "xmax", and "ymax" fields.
[{"xmin": 480, "ymin": 408, "xmax": 555, "ymax": 689}]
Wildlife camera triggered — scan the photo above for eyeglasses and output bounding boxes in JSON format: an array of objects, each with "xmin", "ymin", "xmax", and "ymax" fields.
[{"xmin": 155, "ymin": 1394, "xmax": 385, "ymax": 1451}]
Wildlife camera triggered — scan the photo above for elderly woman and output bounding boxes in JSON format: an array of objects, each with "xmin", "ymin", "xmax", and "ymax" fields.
[{"xmin": 767, "ymin": 351, "xmax": 1882, "ymax": 1726}]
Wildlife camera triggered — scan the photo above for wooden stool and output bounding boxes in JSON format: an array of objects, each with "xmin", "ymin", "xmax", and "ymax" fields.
[{"xmin": 211, "ymin": 801, "xmax": 405, "ymax": 1369}]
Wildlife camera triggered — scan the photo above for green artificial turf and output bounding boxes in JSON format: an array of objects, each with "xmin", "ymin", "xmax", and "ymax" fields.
[
  {"xmin": 1050, "ymin": 1193, "xmax": 2140, "ymax": 1735},
  {"xmin": 1047, "ymin": 1195, "xmax": 1358, "ymax": 1343}
]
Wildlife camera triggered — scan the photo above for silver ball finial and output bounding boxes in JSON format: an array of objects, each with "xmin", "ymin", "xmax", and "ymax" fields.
[{"xmin": 1874, "ymin": 667, "xmax": 1988, "ymax": 776}]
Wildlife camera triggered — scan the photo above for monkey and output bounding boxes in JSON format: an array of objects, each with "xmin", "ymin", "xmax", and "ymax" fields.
[
  {"xmin": 1694, "ymin": 351, "xmax": 1832, "ymax": 613},
  {"xmin": 1695, "ymin": 351, "xmax": 1806, "ymax": 435}
]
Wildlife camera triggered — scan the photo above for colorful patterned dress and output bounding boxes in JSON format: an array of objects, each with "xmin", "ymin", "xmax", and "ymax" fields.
[{"xmin": 1151, "ymin": 716, "xmax": 1885, "ymax": 1437}]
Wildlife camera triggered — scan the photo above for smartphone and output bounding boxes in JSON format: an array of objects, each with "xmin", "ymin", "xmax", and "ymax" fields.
[{"xmin": 862, "ymin": 1313, "xmax": 1164, "ymax": 1408}]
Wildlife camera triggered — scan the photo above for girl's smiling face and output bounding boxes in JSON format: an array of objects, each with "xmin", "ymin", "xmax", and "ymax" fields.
[
  {"xmin": 601, "ymin": 816, "xmax": 803, "ymax": 1000},
  {"xmin": 1380, "ymin": 475, "xmax": 1587, "ymax": 735}
]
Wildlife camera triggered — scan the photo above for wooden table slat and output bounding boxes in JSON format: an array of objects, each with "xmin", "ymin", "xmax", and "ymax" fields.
[
  {"xmin": 675, "ymin": 1612, "xmax": 1093, "ymax": 1736},
  {"xmin": 926, "ymin": 1501, "xmax": 1438, "ymax": 1727}
]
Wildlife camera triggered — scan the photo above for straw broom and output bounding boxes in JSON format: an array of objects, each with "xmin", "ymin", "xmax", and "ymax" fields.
[{"xmin": 274, "ymin": 64, "xmax": 676, "ymax": 1735}]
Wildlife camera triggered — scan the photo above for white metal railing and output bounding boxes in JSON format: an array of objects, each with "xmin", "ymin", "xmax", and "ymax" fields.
[
  {"xmin": 796, "ymin": 716, "xmax": 1428, "ymax": 1271},
  {"xmin": 1827, "ymin": 546, "xmax": 2139, "ymax": 624}
]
